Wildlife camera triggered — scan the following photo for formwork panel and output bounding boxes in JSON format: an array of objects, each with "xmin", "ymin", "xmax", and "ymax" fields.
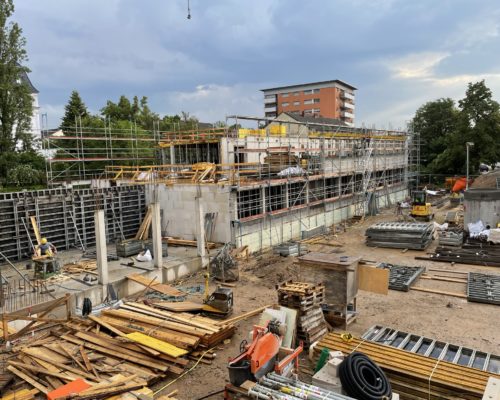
[{"xmin": 0, "ymin": 185, "xmax": 146, "ymax": 261}]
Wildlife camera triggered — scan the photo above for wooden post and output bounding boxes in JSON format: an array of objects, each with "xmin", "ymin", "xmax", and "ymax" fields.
[{"xmin": 2, "ymin": 313, "xmax": 9, "ymax": 342}]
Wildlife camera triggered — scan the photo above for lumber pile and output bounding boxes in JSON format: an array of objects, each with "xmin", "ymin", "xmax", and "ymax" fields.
[
  {"xmin": 3, "ymin": 318, "xmax": 186, "ymax": 399},
  {"xmin": 191, "ymin": 162, "xmax": 216, "ymax": 183},
  {"xmin": 264, "ymin": 150, "xmax": 299, "ymax": 173},
  {"xmin": 1, "ymin": 300, "xmax": 236, "ymax": 398},
  {"xmin": 62, "ymin": 260, "xmax": 97, "ymax": 275},
  {"xmin": 165, "ymin": 237, "xmax": 217, "ymax": 249},
  {"xmin": 277, "ymin": 281, "xmax": 327, "ymax": 348},
  {"xmin": 135, "ymin": 206, "xmax": 152, "ymax": 241},
  {"xmin": 314, "ymin": 333, "xmax": 499, "ymax": 400},
  {"xmin": 100, "ymin": 302, "xmax": 235, "ymax": 349}
]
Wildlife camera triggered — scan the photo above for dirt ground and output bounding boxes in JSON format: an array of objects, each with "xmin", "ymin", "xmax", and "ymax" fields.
[{"xmin": 154, "ymin": 206, "xmax": 500, "ymax": 400}]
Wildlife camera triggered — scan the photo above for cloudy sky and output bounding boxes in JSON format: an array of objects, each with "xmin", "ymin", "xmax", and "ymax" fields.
[{"xmin": 15, "ymin": 0, "xmax": 500, "ymax": 130}]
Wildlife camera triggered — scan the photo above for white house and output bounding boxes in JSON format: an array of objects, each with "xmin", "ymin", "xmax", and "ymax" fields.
[{"xmin": 20, "ymin": 70, "xmax": 41, "ymax": 139}]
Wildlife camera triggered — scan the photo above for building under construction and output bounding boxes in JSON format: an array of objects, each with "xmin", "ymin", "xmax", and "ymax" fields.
[
  {"xmin": 103, "ymin": 114, "xmax": 412, "ymax": 253},
  {"xmin": 0, "ymin": 114, "xmax": 413, "ymax": 262}
]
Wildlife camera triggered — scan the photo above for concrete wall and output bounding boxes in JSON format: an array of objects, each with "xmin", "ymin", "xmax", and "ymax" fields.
[
  {"xmin": 234, "ymin": 186, "xmax": 408, "ymax": 252},
  {"xmin": 464, "ymin": 189, "xmax": 500, "ymax": 229},
  {"xmin": 152, "ymin": 184, "xmax": 233, "ymax": 243}
]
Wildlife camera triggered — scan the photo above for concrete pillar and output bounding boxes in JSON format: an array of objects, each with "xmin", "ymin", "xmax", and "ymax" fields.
[
  {"xmin": 94, "ymin": 209, "xmax": 108, "ymax": 298},
  {"xmin": 170, "ymin": 146, "xmax": 176, "ymax": 165},
  {"xmin": 195, "ymin": 196, "xmax": 208, "ymax": 266},
  {"xmin": 151, "ymin": 202, "xmax": 162, "ymax": 269}
]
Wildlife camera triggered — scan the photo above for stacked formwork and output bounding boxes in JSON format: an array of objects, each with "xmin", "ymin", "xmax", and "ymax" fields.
[{"xmin": 0, "ymin": 186, "xmax": 146, "ymax": 261}]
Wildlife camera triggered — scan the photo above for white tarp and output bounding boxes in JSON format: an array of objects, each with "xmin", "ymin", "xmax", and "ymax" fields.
[
  {"xmin": 468, "ymin": 220, "xmax": 485, "ymax": 238},
  {"xmin": 137, "ymin": 249, "xmax": 152, "ymax": 261},
  {"xmin": 277, "ymin": 166, "xmax": 306, "ymax": 177}
]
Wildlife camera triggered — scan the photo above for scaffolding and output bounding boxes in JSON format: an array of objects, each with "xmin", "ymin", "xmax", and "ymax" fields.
[{"xmin": 43, "ymin": 118, "xmax": 161, "ymax": 186}]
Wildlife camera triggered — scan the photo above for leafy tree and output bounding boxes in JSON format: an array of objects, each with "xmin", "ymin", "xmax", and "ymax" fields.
[
  {"xmin": 61, "ymin": 90, "xmax": 88, "ymax": 128},
  {"xmin": 411, "ymin": 98, "xmax": 458, "ymax": 172},
  {"xmin": 0, "ymin": 0, "xmax": 34, "ymax": 153},
  {"xmin": 411, "ymin": 81, "xmax": 500, "ymax": 175}
]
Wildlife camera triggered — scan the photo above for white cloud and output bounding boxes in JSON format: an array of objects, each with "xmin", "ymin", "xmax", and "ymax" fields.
[
  {"xmin": 162, "ymin": 83, "xmax": 263, "ymax": 123},
  {"xmin": 388, "ymin": 52, "xmax": 450, "ymax": 79}
]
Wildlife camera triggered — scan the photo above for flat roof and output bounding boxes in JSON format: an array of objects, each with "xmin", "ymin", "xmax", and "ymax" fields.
[{"xmin": 261, "ymin": 79, "xmax": 357, "ymax": 93}]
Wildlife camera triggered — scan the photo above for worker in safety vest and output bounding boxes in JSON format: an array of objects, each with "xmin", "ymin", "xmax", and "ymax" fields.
[{"xmin": 35, "ymin": 238, "xmax": 57, "ymax": 257}]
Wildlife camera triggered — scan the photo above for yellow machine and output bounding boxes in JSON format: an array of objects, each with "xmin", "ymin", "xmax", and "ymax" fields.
[{"xmin": 410, "ymin": 190, "xmax": 434, "ymax": 221}]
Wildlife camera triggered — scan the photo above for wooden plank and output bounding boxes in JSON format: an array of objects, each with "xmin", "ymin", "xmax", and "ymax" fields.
[
  {"xmin": 88, "ymin": 315, "xmax": 160, "ymax": 357},
  {"xmin": 67, "ymin": 333, "xmax": 169, "ymax": 372},
  {"xmin": 8, "ymin": 295, "xmax": 69, "ymax": 340},
  {"xmin": 358, "ymin": 265, "xmax": 389, "ymax": 295},
  {"xmin": 0, "ymin": 388, "xmax": 38, "ymax": 400},
  {"xmin": 410, "ymin": 286, "xmax": 467, "ymax": 298},
  {"xmin": 20, "ymin": 349, "xmax": 97, "ymax": 381},
  {"xmin": 420, "ymin": 275, "xmax": 467, "ymax": 284},
  {"xmin": 110, "ymin": 307, "xmax": 212, "ymax": 336},
  {"xmin": 153, "ymin": 301, "xmax": 203, "ymax": 312},
  {"xmin": 95, "ymin": 315, "xmax": 199, "ymax": 349},
  {"xmin": 219, "ymin": 305, "xmax": 272, "ymax": 326},
  {"xmin": 125, "ymin": 332, "xmax": 188, "ymax": 358},
  {"xmin": 7, "ymin": 366, "xmax": 49, "ymax": 395},
  {"xmin": 29, "ymin": 216, "xmax": 41, "ymax": 245},
  {"xmin": 126, "ymin": 274, "xmax": 184, "ymax": 297},
  {"xmin": 7, "ymin": 361, "xmax": 75, "ymax": 382}
]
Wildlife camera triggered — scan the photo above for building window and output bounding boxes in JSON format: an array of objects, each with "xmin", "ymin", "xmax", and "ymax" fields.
[
  {"xmin": 303, "ymin": 90, "xmax": 312, "ymax": 95},
  {"xmin": 282, "ymin": 102, "xmax": 289, "ymax": 107},
  {"xmin": 265, "ymin": 94, "xmax": 275, "ymax": 99},
  {"xmin": 293, "ymin": 91, "xmax": 299, "ymax": 96},
  {"xmin": 282, "ymin": 93, "xmax": 289, "ymax": 98},
  {"xmin": 266, "ymin": 185, "xmax": 285, "ymax": 212},
  {"xmin": 304, "ymin": 99, "xmax": 313, "ymax": 105},
  {"xmin": 237, "ymin": 189, "xmax": 262, "ymax": 219},
  {"xmin": 304, "ymin": 109, "xmax": 313, "ymax": 115},
  {"xmin": 289, "ymin": 182, "xmax": 307, "ymax": 206},
  {"xmin": 293, "ymin": 101, "xmax": 300, "ymax": 106},
  {"xmin": 312, "ymin": 108, "xmax": 320, "ymax": 113},
  {"xmin": 313, "ymin": 98, "xmax": 320, "ymax": 103},
  {"xmin": 312, "ymin": 88, "xmax": 320, "ymax": 94}
]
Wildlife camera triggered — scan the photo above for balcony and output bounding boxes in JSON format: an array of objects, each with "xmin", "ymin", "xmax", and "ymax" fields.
[
  {"xmin": 264, "ymin": 104, "xmax": 277, "ymax": 111},
  {"xmin": 342, "ymin": 111, "xmax": 355, "ymax": 119},
  {"xmin": 343, "ymin": 102, "xmax": 355, "ymax": 110},
  {"xmin": 264, "ymin": 96, "xmax": 277, "ymax": 104},
  {"xmin": 341, "ymin": 92, "xmax": 355, "ymax": 101}
]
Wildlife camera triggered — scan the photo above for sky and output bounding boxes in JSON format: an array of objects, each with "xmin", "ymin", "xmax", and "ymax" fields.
[{"xmin": 14, "ymin": 0, "xmax": 500, "ymax": 130}]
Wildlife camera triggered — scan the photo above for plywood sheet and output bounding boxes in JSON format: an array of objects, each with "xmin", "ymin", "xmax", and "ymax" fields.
[
  {"xmin": 358, "ymin": 265, "xmax": 389, "ymax": 295},
  {"xmin": 126, "ymin": 274, "xmax": 184, "ymax": 297}
]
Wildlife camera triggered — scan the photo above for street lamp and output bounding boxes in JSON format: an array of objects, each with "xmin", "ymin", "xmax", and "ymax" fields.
[{"xmin": 466, "ymin": 142, "xmax": 474, "ymax": 190}]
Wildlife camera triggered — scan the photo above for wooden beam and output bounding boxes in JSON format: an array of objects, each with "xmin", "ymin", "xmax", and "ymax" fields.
[
  {"xmin": 410, "ymin": 286, "xmax": 467, "ymax": 298},
  {"xmin": 7, "ymin": 366, "xmax": 49, "ymax": 395}
]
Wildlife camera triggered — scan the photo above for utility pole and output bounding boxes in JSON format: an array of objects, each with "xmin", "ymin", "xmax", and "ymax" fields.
[{"xmin": 466, "ymin": 142, "xmax": 474, "ymax": 190}]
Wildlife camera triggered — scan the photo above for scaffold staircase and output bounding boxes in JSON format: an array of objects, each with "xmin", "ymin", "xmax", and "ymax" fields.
[{"xmin": 353, "ymin": 139, "xmax": 374, "ymax": 220}]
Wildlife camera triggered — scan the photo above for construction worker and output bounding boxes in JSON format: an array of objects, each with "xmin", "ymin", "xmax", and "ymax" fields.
[{"xmin": 35, "ymin": 238, "xmax": 57, "ymax": 257}]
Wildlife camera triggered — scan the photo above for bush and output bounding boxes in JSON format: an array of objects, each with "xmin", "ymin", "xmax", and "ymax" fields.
[{"xmin": 6, "ymin": 164, "xmax": 45, "ymax": 187}]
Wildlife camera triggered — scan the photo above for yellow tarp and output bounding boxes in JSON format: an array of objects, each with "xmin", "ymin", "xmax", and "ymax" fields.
[{"xmin": 125, "ymin": 332, "xmax": 188, "ymax": 358}]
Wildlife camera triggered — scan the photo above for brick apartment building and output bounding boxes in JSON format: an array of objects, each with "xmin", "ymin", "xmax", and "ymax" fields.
[{"xmin": 261, "ymin": 80, "xmax": 356, "ymax": 126}]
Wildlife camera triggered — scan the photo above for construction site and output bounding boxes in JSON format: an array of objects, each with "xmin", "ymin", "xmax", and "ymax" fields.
[{"xmin": 0, "ymin": 111, "xmax": 499, "ymax": 400}]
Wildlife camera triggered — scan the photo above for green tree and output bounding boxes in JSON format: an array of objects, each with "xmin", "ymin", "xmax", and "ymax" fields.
[
  {"xmin": 0, "ymin": 0, "xmax": 34, "ymax": 153},
  {"xmin": 61, "ymin": 90, "xmax": 88, "ymax": 128},
  {"xmin": 420, "ymin": 81, "xmax": 500, "ymax": 174},
  {"xmin": 411, "ymin": 98, "xmax": 458, "ymax": 172}
]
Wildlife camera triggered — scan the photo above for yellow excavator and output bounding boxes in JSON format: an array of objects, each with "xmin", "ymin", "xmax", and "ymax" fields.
[{"xmin": 410, "ymin": 190, "xmax": 434, "ymax": 221}]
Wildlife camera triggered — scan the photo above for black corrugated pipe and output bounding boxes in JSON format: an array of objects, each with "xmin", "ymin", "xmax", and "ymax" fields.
[{"xmin": 339, "ymin": 352, "xmax": 392, "ymax": 400}]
